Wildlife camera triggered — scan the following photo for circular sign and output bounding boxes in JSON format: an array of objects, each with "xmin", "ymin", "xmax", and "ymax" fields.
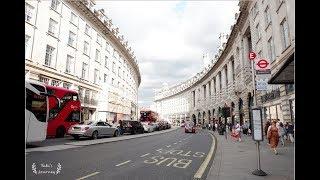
[
  {"xmin": 256, "ymin": 59, "xmax": 269, "ymax": 69},
  {"xmin": 249, "ymin": 52, "xmax": 256, "ymax": 60}
]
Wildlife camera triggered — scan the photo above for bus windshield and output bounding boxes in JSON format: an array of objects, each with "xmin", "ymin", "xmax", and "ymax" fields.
[{"xmin": 26, "ymin": 86, "xmax": 47, "ymax": 122}]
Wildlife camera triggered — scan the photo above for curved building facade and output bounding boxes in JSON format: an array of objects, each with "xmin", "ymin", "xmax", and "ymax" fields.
[
  {"xmin": 25, "ymin": 0, "xmax": 141, "ymax": 123},
  {"xmin": 154, "ymin": 0, "xmax": 295, "ymax": 127}
]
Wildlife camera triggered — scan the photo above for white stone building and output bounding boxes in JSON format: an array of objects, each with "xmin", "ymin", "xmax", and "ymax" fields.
[
  {"xmin": 154, "ymin": 0, "xmax": 294, "ymax": 127},
  {"xmin": 25, "ymin": 0, "xmax": 141, "ymax": 123}
]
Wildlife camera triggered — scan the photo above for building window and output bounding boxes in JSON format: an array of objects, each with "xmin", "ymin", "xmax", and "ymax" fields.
[
  {"xmin": 280, "ymin": 18, "xmax": 290, "ymax": 50},
  {"xmin": 252, "ymin": 3, "xmax": 258, "ymax": 18},
  {"xmin": 268, "ymin": 37, "xmax": 276, "ymax": 62},
  {"xmin": 50, "ymin": 0, "xmax": 60, "ymax": 11},
  {"xmin": 256, "ymin": 23, "xmax": 261, "ymax": 42},
  {"xmin": 264, "ymin": 6, "xmax": 271, "ymax": 28},
  {"xmin": 105, "ymin": 42, "xmax": 110, "ymax": 53},
  {"xmin": 213, "ymin": 78, "xmax": 216, "ymax": 94},
  {"xmin": 51, "ymin": 79, "xmax": 60, "ymax": 87},
  {"xmin": 81, "ymin": 62, "xmax": 88, "ymax": 79},
  {"xmin": 112, "ymin": 62, "xmax": 116, "ymax": 73},
  {"xmin": 45, "ymin": 45, "xmax": 55, "ymax": 67},
  {"xmin": 225, "ymin": 66, "xmax": 228, "ymax": 86},
  {"xmin": 97, "ymin": 34, "xmax": 101, "ymax": 45},
  {"xmin": 25, "ymin": 35, "xmax": 31, "ymax": 58},
  {"xmin": 94, "ymin": 69, "xmax": 99, "ymax": 84},
  {"xmin": 83, "ymin": 41, "xmax": 89, "ymax": 55},
  {"xmin": 112, "ymin": 78, "xmax": 115, "ymax": 85},
  {"xmin": 25, "ymin": 3, "xmax": 34, "ymax": 23},
  {"xmin": 105, "ymin": 56, "xmax": 108, "ymax": 68},
  {"xmin": 63, "ymin": 82, "xmax": 71, "ymax": 89},
  {"xmin": 95, "ymin": 49, "xmax": 100, "ymax": 63},
  {"xmin": 68, "ymin": 31, "xmax": 76, "ymax": 47},
  {"xmin": 39, "ymin": 76, "xmax": 49, "ymax": 84},
  {"xmin": 65, "ymin": 55, "xmax": 75, "ymax": 74},
  {"xmin": 85, "ymin": 24, "xmax": 90, "ymax": 36},
  {"xmin": 104, "ymin": 74, "xmax": 107, "ymax": 83},
  {"xmin": 231, "ymin": 60, "xmax": 235, "ymax": 82},
  {"xmin": 48, "ymin": 18, "xmax": 58, "ymax": 37},
  {"xmin": 118, "ymin": 67, "xmax": 121, "ymax": 77},
  {"xmin": 70, "ymin": 12, "xmax": 77, "ymax": 25},
  {"xmin": 219, "ymin": 72, "xmax": 222, "ymax": 92}
]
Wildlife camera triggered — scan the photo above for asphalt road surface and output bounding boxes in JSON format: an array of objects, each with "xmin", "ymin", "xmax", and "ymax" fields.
[{"xmin": 26, "ymin": 128, "xmax": 214, "ymax": 180}]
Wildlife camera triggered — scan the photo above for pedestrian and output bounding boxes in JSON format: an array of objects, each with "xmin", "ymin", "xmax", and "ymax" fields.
[
  {"xmin": 214, "ymin": 122, "xmax": 218, "ymax": 132},
  {"xmin": 242, "ymin": 121, "xmax": 248, "ymax": 135},
  {"xmin": 287, "ymin": 122, "xmax": 294, "ymax": 143},
  {"xmin": 278, "ymin": 122, "xmax": 286, "ymax": 146},
  {"xmin": 235, "ymin": 122, "xmax": 241, "ymax": 142},
  {"xmin": 265, "ymin": 121, "xmax": 271, "ymax": 145},
  {"xmin": 119, "ymin": 120, "xmax": 124, "ymax": 135},
  {"xmin": 267, "ymin": 120, "xmax": 280, "ymax": 155}
]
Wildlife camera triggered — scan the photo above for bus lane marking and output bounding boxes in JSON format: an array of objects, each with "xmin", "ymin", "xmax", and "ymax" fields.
[
  {"xmin": 76, "ymin": 172, "xmax": 100, "ymax": 180},
  {"xmin": 115, "ymin": 160, "xmax": 131, "ymax": 167},
  {"xmin": 140, "ymin": 153, "xmax": 150, "ymax": 157}
]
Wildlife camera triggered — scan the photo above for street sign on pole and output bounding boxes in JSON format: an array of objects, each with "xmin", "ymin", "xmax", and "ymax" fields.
[
  {"xmin": 251, "ymin": 107, "xmax": 267, "ymax": 176},
  {"xmin": 255, "ymin": 59, "xmax": 271, "ymax": 71},
  {"xmin": 255, "ymin": 74, "xmax": 271, "ymax": 91},
  {"xmin": 252, "ymin": 108, "xmax": 263, "ymax": 141},
  {"xmin": 249, "ymin": 52, "xmax": 256, "ymax": 60}
]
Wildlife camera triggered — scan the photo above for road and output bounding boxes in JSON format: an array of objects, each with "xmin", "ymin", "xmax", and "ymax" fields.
[{"xmin": 26, "ymin": 128, "xmax": 214, "ymax": 180}]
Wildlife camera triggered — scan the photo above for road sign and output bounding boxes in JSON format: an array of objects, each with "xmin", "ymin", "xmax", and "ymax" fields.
[
  {"xmin": 255, "ymin": 74, "xmax": 270, "ymax": 91},
  {"xmin": 255, "ymin": 59, "xmax": 270, "ymax": 71},
  {"xmin": 249, "ymin": 52, "xmax": 256, "ymax": 60},
  {"xmin": 251, "ymin": 108, "xmax": 263, "ymax": 141}
]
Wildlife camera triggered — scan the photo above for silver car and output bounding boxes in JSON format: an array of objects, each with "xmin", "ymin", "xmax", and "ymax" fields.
[{"xmin": 68, "ymin": 121, "xmax": 120, "ymax": 140}]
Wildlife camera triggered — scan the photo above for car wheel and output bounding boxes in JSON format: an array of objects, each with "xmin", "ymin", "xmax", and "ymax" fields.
[
  {"xmin": 113, "ymin": 130, "xmax": 119, "ymax": 137},
  {"xmin": 92, "ymin": 131, "xmax": 98, "ymax": 139},
  {"xmin": 56, "ymin": 126, "xmax": 65, "ymax": 138},
  {"xmin": 73, "ymin": 135, "xmax": 80, "ymax": 140}
]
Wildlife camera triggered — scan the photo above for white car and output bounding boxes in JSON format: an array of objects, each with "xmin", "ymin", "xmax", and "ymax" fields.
[
  {"xmin": 142, "ymin": 122, "xmax": 157, "ymax": 133},
  {"xmin": 68, "ymin": 121, "xmax": 120, "ymax": 140}
]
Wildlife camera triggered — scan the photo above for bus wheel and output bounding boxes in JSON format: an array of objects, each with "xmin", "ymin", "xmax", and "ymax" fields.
[
  {"xmin": 56, "ymin": 126, "xmax": 65, "ymax": 138},
  {"xmin": 92, "ymin": 131, "xmax": 98, "ymax": 139}
]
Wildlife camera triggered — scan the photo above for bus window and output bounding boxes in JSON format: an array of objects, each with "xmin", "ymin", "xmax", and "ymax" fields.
[
  {"xmin": 72, "ymin": 94, "xmax": 78, "ymax": 101},
  {"xmin": 26, "ymin": 89, "xmax": 47, "ymax": 122}
]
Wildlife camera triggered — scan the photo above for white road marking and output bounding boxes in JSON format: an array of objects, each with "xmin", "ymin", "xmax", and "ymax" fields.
[
  {"xmin": 115, "ymin": 160, "xmax": 131, "ymax": 167},
  {"xmin": 173, "ymin": 143, "xmax": 177, "ymax": 145},
  {"xmin": 194, "ymin": 133, "xmax": 216, "ymax": 179},
  {"xmin": 140, "ymin": 153, "xmax": 150, "ymax": 157},
  {"xmin": 76, "ymin": 172, "xmax": 100, "ymax": 180},
  {"xmin": 179, "ymin": 141, "xmax": 182, "ymax": 143},
  {"xmin": 166, "ymin": 145, "xmax": 171, "ymax": 147}
]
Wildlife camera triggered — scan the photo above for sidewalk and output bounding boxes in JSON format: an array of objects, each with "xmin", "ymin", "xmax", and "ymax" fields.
[{"xmin": 206, "ymin": 130, "xmax": 294, "ymax": 180}]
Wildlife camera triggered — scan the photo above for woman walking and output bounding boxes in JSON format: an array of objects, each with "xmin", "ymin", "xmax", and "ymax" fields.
[{"xmin": 267, "ymin": 121, "xmax": 280, "ymax": 155}]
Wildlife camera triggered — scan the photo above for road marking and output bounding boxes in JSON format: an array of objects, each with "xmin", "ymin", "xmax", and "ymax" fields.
[
  {"xmin": 173, "ymin": 143, "xmax": 177, "ymax": 145},
  {"xmin": 179, "ymin": 141, "xmax": 182, "ymax": 143},
  {"xmin": 76, "ymin": 172, "xmax": 100, "ymax": 180},
  {"xmin": 194, "ymin": 133, "xmax": 216, "ymax": 179},
  {"xmin": 140, "ymin": 153, "xmax": 150, "ymax": 157},
  {"xmin": 115, "ymin": 160, "xmax": 131, "ymax": 167},
  {"xmin": 166, "ymin": 145, "xmax": 171, "ymax": 147}
]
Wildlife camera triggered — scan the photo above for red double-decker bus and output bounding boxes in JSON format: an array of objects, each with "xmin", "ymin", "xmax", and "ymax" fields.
[
  {"xmin": 140, "ymin": 109, "xmax": 158, "ymax": 122},
  {"xmin": 45, "ymin": 85, "xmax": 81, "ymax": 138}
]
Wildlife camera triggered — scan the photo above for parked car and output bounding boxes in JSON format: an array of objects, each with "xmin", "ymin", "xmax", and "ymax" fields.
[
  {"xmin": 158, "ymin": 121, "xmax": 167, "ymax": 130},
  {"xmin": 142, "ymin": 122, "xmax": 157, "ymax": 133},
  {"xmin": 185, "ymin": 123, "xmax": 196, "ymax": 133},
  {"xmin": 67, "ymin": 121, "xmax": 120, "ymax": 140},
  {"xmin": 122, "ymin": 120, "xmax": 144, "ymax": 135},
  {"xmin": 164, "ymin": 121, "xmax": 171, "ymax": 129}
]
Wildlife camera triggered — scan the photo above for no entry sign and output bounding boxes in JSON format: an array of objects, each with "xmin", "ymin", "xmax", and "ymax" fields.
[{"xmin": 255, "ymin": 59, "xmax": 270, "ymax": 71}]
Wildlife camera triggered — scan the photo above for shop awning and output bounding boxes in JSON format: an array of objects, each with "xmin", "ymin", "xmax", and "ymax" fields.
[{"xmin": 268, "ymin": 53, "xmax": 294, "ymax": 84}]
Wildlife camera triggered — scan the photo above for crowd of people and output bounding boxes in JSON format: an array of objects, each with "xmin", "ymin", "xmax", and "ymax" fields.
[{"xmin": 205, "ymin": 118, "xmax": 294, "ymax": 155}]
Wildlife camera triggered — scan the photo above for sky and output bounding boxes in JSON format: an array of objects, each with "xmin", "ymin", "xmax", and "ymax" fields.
[{"xmin": 96, "ymin": 0, "xmax": 239, "ymax": 108}]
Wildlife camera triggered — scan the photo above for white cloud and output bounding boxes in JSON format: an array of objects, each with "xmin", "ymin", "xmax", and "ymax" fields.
[{"xmin": 96, "ymin": 1, "xmax": 239, "ymax": 107}]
